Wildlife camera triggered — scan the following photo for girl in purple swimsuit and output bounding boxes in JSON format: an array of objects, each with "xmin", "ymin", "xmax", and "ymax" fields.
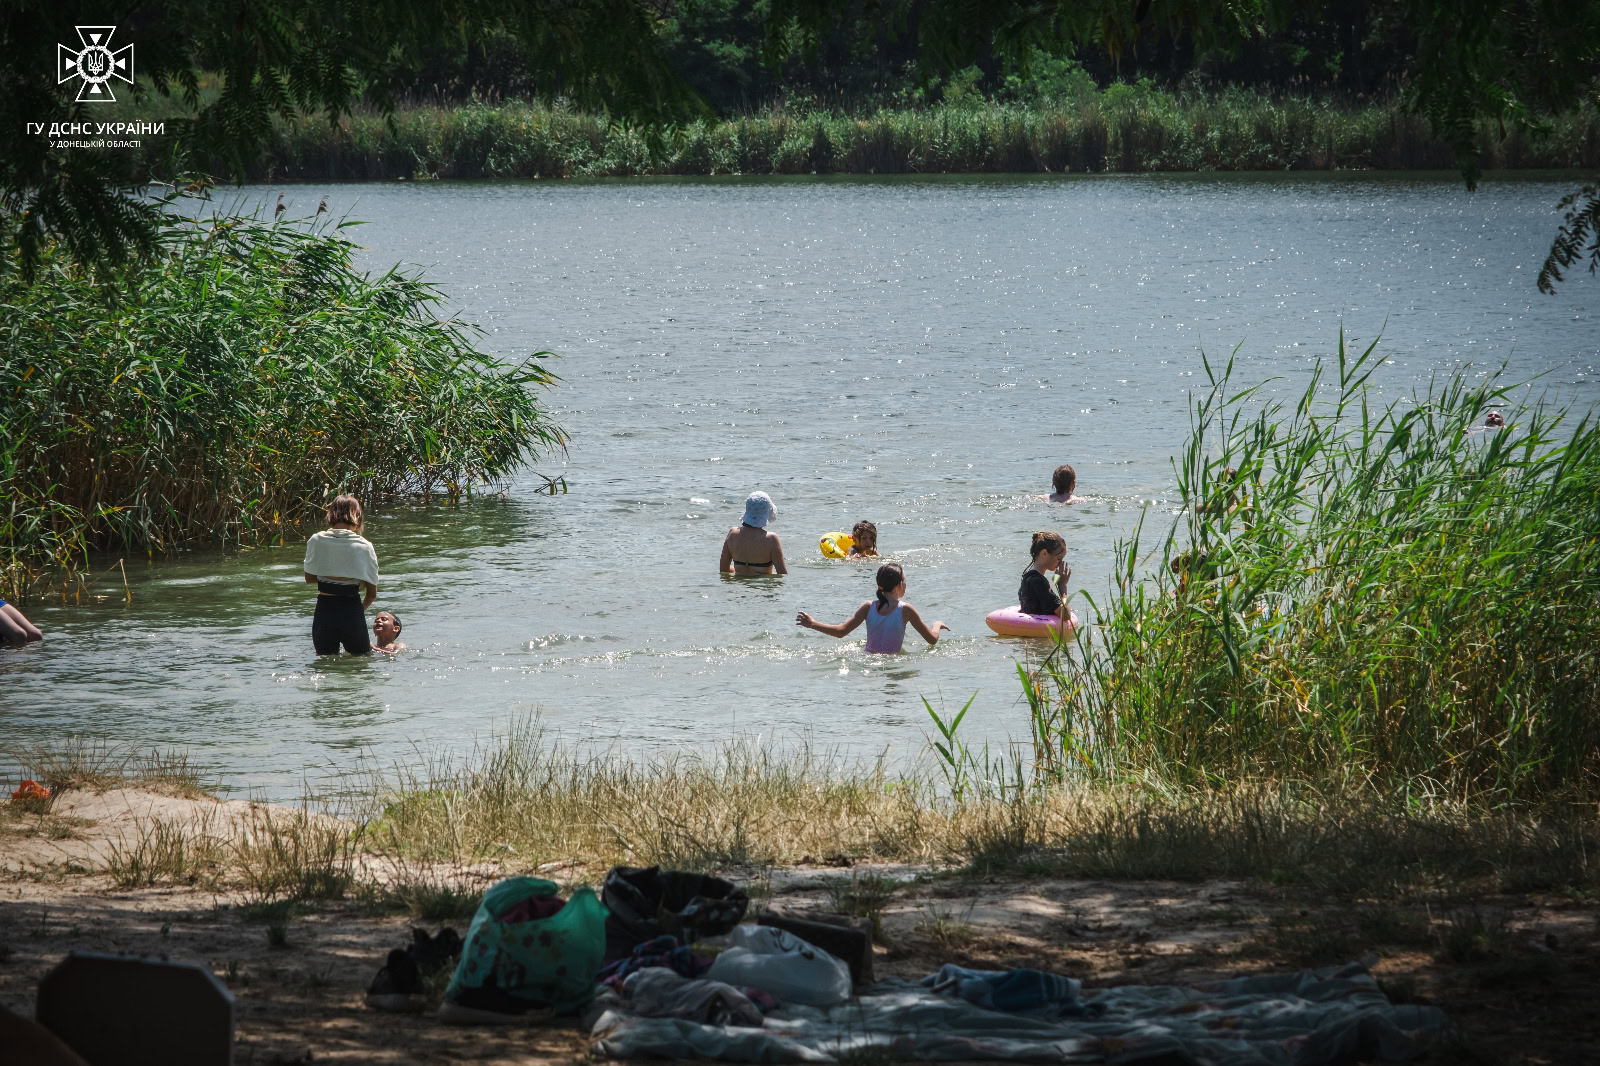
[{"xmin": 795, "ymin": 563, "xmax": 949, "ymax": 653}]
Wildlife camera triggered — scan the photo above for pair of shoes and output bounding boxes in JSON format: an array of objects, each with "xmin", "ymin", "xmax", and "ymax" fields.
[
  {"xmin": 365, "ymin": 926, "xmax": 464, "ymax": 1012},
  {"xmin": 411, "ymin": 926, "xmax": 463, "ymax": 975},
  {"xmin": 366, "ymin": 949, "xmax": 425, "ymax": 1012}
]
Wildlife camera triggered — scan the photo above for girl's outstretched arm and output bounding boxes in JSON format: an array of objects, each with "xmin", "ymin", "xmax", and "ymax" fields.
[
  {"xmin": 796, "ymin": 601, "xmax": 869, "ymax": 638},
  {"xmin": 902, "ymin": 604, "xmax": 950, "ymax": 646}
]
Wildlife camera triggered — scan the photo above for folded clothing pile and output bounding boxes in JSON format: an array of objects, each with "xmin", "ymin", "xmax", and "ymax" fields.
[{"xmin": 618, "ymin": 968, "xmax": 769, "ymax": 1028}]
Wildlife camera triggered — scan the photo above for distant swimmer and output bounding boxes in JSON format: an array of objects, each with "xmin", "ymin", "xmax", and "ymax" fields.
[
  {"xmin": 1048, "ymin": 464, "xmax": 1085, "ymax": 504},
  {"xmin": 1485, "ymin": 410, "xmax": 1505, "ymax": 428},
  {"xmin": 0, "ymin": 596, "xmax": 43, "ymax": 648},
  {"xmin": 796, "ymin": 562, "xmax": 948, "ymax": 653},
  {"xmin": 303, "ymin": 494, "xmax": 380, "ymax": 655},
  {"xmin": 372, "ymin": 611, "xmax": 406, "ymax": 653},
  {"xmin": 720, "ymin": 491, "xmax": 787, "ymax": 575}
]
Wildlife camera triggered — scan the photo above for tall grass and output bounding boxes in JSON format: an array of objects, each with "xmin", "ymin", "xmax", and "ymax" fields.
[
  {"xmin": 9, "ymin": 723, "xmax": 1597, "ymax": 898},
  {"xmin": 231, "ymin": 91, "xmax": 1600, "ymax": 180},
  {"xmin": 0, "ymin": 211, "xmax": 563, "ymax": 600},
  {"xmin": 1029, "ymin": 338, "xmax": 1600, "ymax": 805},
  {"xmin": 356, "ymin": 722, "xmax": 1598, "ymax": 897}
]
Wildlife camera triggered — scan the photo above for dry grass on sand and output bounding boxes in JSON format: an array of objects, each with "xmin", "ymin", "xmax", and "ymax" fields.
[{"xmin": 3, "ymin": 735, "xmax": 1600, "ymax": 1064}]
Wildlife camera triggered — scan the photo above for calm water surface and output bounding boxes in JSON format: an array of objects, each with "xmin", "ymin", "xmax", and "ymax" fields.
[{"xmin": 5, "ymin": 174, "xmax": 1596, "ymax": 798}]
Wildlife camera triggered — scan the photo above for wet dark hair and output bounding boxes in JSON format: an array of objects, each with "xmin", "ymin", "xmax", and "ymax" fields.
[
  {"xmin": 1052, "ymin": 464, "xmax": 1076, "ymax": 494},
  {"xmin": 1030, "ymin": 530, "xmax": 1066, "ymax": 558},
  {"xmin": 851, "ymin": 520, "xmax": 877, "ymax": 546},
  {"xmin": 875, "ymin": 563, "xmax": 904, "ymax": 608},
  {"xmin": 326, "ymin": 493, "xmax": 363, "ymax": 528},
  {"xmin": 388, "ymin": 612, "xmax": 402, "ymax": 634}
]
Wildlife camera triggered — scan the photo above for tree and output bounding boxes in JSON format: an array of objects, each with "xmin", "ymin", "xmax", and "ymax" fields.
[{"xmin": 1, "ymin": 0, "xmax": 702, "ymax": 278}]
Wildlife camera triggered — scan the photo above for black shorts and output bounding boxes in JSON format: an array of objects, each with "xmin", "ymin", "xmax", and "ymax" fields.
[{"xmin": 312, "ymin": 585, "xmax": 371, "ymax": 655}]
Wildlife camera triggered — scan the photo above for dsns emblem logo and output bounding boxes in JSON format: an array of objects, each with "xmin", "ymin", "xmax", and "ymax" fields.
[{"xmin": 58, "ymin": 25, "xmax": 133, "ymax": 103}]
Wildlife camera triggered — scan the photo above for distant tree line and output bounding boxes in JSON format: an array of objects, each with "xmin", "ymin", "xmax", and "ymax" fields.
[
  {"xmin": 2, "ymin": 0, "xmax": 1595, "ymax": 289},
  {"xmin": 393, "ymin": 0, "xmax": 1430, "ymax": 114}
]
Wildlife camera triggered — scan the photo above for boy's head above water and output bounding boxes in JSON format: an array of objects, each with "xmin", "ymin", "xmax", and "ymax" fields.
[
  {"xmin": 373, "ymin": 611, "xmax": 402, "ymax": 645},
  {"xmin": 1052, "ymin": 464, "xmax": 1076, "ymax": 496}
]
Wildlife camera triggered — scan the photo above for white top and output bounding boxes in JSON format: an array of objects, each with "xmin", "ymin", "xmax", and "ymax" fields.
[{"xmin": 303, "ymin": 529, "xmax": 379, "ymax": 587}]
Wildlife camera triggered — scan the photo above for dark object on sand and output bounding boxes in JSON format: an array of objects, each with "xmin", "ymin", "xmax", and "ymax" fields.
[
  {"xmin": 37, "ymin": 952, "xmax": 233, "ymax": 1065},
  {"xmin": 758, "ymin": 912, "xmax": 875, "ymax": 988},
  {"xmin": 367, "ymin": 926, "xmax": 463, "ymax": 1012},
  {"xmin": 0, "ymin": 1003, "xmax": 90, "ymax": 1066},
  {"xmin": 602, "ymin": 866, "xmax": 749, "ymax": 963}
]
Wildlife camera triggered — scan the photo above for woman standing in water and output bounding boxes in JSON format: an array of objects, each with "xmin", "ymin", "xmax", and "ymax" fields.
[
  {"xmin": 719, "ymin": 491, "xmax": 787, "ymax": 575},
  {"xmin": 303, "ymin": 494, "xmax": 380, "ymax": 654}
]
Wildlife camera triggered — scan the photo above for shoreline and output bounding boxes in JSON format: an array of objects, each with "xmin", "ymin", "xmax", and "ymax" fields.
[
  {"xmin": 197, "ymin": 165, "xmax": 1600, "ymax": 187},
  {"xmin": 4, "ymin": 758, "xmax": 1599, "ymax": 1062},
  {"xmin": 126, "ymin": 97, "xmax": 1600, "ymax": 183}
]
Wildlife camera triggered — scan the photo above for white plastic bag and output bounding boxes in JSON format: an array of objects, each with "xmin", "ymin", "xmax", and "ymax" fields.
[{"xmin": 705, "ymin": 924, "xmax": 852, "ymax": 1006}]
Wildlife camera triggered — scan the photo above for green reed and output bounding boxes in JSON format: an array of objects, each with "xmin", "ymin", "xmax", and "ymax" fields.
[
  {"xmin": 233, "ymin": 91, "xmax": 1600, "ymax": 180},
  {"xmin": 0, "ymin": 211, "xmax": 562, "ymax": 600},
  {"xmin": 1028, "ymin": 336, "xmax": 1600, "ymax": 806}
]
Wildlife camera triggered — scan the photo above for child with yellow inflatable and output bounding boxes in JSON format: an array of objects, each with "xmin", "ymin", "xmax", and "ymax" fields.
[{"xmin": 819, "ymin": 520, "xmax": 879, "ymax": 559}]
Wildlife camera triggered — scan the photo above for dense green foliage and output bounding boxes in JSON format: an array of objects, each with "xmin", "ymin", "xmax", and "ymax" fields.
[
  {"xmin": 1028, "ymin": 340, "xmax": 1600, "ymax": 806},
  {"xmin": 407, "ymin": 2, "xmax": 1416, "ymax": 114},
  {"xmin": 243, "ymin": 93, "xmax": 1599, "ymax": 180},
  {"xmin": 2, "ymin": 0, "xmax": 696, "ymax": 277},
  {"xmin": 0, "ymin": 213, "xmax": 562, "ymax": 600},
  {"xmin": 3, "ymin": 1, "xmax": 1597, "ymax": 283}
]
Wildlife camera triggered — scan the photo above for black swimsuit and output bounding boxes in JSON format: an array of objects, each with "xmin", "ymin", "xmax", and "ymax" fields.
[
  {"xmin": 1018, "ymin": 568, "xmax": 1062, "ymax": 615},
  {"xmin": 313, "ymin": 580, "xmax": 371, "ymax": 655}
]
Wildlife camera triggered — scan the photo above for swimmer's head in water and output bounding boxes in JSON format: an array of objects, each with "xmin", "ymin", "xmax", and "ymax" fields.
[
  {"xmin": 373, "ymin": 611, "xmax": 402, "ymax": 644},
  {"xmin": 1030, "ymin": 530, "xmax": 1066, "ymax": 563},
  {"xmin": 742, "ymin": 491, "xmax": 776, "ymax": 528},
  {"xmin": 326, "ymin": 494, "xmax": 364, "ymax": 531},
  {"xmin": 851, "ymin": 520, "xmax": 878, "ymax": 553},
  {"xmin": 1485, "ymin": 411, "xmax": 1505, "ymax": 427},
  {"xmin": 875, "ymin": 562, "xmax": 906, "ymax": 606},
  {"xmin": 1052, "ymin": 464, "xmax": 1076, "ymax": 495}
]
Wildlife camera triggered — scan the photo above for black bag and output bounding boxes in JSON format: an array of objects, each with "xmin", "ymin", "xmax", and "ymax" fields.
[{"xmin": 601, "ymin": 866, "xmax": 749, "ymax": 962}]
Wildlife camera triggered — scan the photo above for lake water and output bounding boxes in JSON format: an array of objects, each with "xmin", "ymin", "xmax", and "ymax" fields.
[{"xmin": 4, "ymin": 173, "xmax": 1595, "ymax": 799}]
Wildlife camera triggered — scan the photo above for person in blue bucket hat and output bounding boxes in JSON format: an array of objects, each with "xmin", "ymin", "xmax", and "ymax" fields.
[{"xmin": 719, "ymin": 491, "xmax": 787, "ymax": 575}]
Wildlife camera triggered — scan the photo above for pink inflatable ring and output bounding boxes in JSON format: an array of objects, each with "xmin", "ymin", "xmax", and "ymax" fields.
[{"xmin": 984, "ymin": 605, "xmax": 1079, "ymax": 639}]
